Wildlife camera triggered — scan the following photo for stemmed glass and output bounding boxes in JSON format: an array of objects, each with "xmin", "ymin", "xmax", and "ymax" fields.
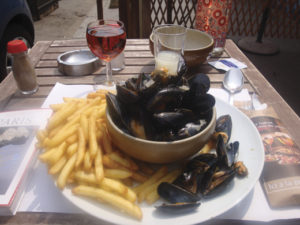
[{"xmin": 86, "ymin": 20, "xmax": 126, "ymax": 86}]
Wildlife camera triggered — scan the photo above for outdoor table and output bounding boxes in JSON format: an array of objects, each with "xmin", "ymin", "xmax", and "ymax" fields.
[{"xmin": 0, "ymin": 39, "xmax": 299, "ymax": 225}]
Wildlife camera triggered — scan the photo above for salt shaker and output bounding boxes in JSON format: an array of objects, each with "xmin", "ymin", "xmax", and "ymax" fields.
[{"xmin": 7, "ymin": 40, "xmax": 38, "ymax": 94}]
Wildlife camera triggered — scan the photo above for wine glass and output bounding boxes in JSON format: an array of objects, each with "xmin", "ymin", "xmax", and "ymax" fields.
[{"xmin": 86, "ymin": 20, "xmax": 126, "ymax": 86}]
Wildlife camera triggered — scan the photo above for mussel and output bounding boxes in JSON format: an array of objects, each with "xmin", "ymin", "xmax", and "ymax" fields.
[
  {"xmin": 215, "ymin": 114, "xmax": 232, "ymax": 144},
  {"xmin": 156, "ymin": 182, "xmax": 201, "ymax": 213},
  {"xmin": 153, "ymin": 109, "xmax": 195, "ymax": 129},
  {"xmin": 146, "ymin": 86, "xmax": 187, "ymax": 113},
  {"xmin": 107, "ymin": 68, "xmax": 215, "ymax": 142},
  {"xmin": 155, "ymin": 114, "xmax": 248, "ymax": 213}
]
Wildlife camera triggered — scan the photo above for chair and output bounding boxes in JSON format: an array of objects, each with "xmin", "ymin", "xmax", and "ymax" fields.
[
  {"xmin": 118, "ymin": 0, "xmax": 197, "ymax": 38},
  {"xmin": 97, "ymin": 0, "xmax": 300, "ymax": 39},
  {"xmin": 96, "ymin": 0, "xmax": 103, "ymax": 20}
]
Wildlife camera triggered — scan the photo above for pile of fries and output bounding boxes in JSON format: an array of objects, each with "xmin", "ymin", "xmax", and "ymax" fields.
[{"xmin": 36, "ymin": 89, "xmax": 181, "ymax": 220}]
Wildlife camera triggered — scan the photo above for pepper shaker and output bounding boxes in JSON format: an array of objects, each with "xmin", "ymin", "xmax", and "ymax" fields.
[{"xmin": 7, "ymin": 40, "xmax": 38, "ymax": 94}]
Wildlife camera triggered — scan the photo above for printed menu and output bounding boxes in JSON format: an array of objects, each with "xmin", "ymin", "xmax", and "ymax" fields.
[
  {"xmin": 245, "ymin": 107, "xmax": 300, "ymax": 208},
  {"xmin": 0, "ymin": 109, "xmax": 52, "ymax": 215}
]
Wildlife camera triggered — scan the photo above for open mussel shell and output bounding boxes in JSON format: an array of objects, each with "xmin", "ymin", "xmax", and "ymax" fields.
[
  {"xmin": 156, "ymin": 182, "xmax": 201, "ymax": 213},
  {"xmin": 203, "ymin": 167, "xmax": 236, "ymax": 196},
  {"xmin": 155, "ymin": 201, "xmax": 201, "ymax": 214},
  {"xmin": 106, "ymin": 92, "xmax": 127, "ymax": 131},
  {"xmin": 116, "ymin": 84, "xmax": 140, "ymax": 104},
  {"xmin": 157, "ymin": 182, "xmax": 201, "ymax": 203},
  {"xmin": 215, "ymin": 114, "xmax": 232, "ymax": 143},
  {"xmin": 146, "ymin": 86, "xmax": 187, "ymax": 113}
]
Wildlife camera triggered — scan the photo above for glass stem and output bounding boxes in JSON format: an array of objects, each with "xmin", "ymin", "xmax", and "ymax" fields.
[
  {"xmin": 229, "ymin": 93, "xmax": 234, "ymax": 105},
  {"xmin": 106, "ymin": 61, "xmax": 113, "ymax": 85}
]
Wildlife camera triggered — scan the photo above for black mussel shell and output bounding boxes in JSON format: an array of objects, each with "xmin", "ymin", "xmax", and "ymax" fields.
[
  {"xmin": 155, "ymin": 201, "xmax": 201, "ymax": 213},
  {"xmin": 203, "ymin": 168, "xmax": 236, "ymax": 196},
  {"xmin": 153, "ymin": 108, "xmax": 195, "ymax": 129},
  {"xmin": 106, "ymin": 93, "xmax": 128, "ymax": 131},
  {"xmin": 190, "ymin": 94, "xmax": 215, "ymax": 114},
  {"xmin": 176, "ymin": 119, "xmax": 208, "ymax": 139},
  {"xmin": 189, "ymin": 153, "xmax": 218, "ymax": 169},
  {"xmin": 116, "ymin": 84, "xmax": 140, "ymax": 104},
  {"xmin": 125, "ymin": 77, "xmax": 138, "ymax": 92},
  {"xmin": 215, "ymin": 114, "xmax": 232, "ymax": 143},
  {"xmin": 137, "ymin": 73, "xmax": 161, "ymax": 99},
  {"xmin": 216, "ymin": 134, "xmax": 230, "ymax": 169},
  {"xmin": 188, "ymin": 73, "xmax": 210, "ymax": 96},
  {"xmin": 226, "ymin": 141, "xmax": 239, "ymax": 167},
  {"xmin": 157, "ymin": 182, "xmax": 201, "ymax": 204},
  {"xmin": 199, "ymin": 163, "xmax": 217, "ymax": 194},
  {"xmin": 146, "ymin": 87, "xmax": 186, "ymax": 113},
  {"xmin": 173, "ymin": 171, "xmax": 200, "ymax": 194}
]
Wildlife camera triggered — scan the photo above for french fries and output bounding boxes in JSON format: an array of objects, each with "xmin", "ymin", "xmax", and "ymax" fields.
[
  {"xmin": 36, "ymin": 89, "xmax": 188, "ymax": 221},
  {"xmin": 73, "ymin": 185, "xmax": 142, "ymax": 220}
]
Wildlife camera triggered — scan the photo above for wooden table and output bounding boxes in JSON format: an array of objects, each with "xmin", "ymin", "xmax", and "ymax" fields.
[{"xmin": 0, "ymin": 39, "xmax": 299, "ymax": 224}]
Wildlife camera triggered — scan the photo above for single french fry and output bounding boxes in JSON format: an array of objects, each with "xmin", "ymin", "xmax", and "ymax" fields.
[
  {"xmin": 87, "ymin": 92, "xmax": 106, "ymax": 99},
  {"xmin": 67, "ymin": 172, "xmax": 75, "ymax": 184},
  {"xmin": 48, "ymin": 123, "xmax": 64, "ymax": 139},
  {"xmin": 103, "ymin": 155, "xmax": 146, "ymax": 183},
  {"xmin": 131, "ymin": 172, "xmax": 148, "ymax": 183},
  {"xmin": 39, "ymin": 146, "xmax": 58, "ymax": 163},
  {"xmin": 75, "ymin": 127, "xmax": 86, "ymax": 168},
  {"xmin": 104, "ymin": 168, "xmax": 132, "ymax": 179},
  {"xmin": 100, "ymin": 177, "xmax": 137, "ymax": 203},
  {"xmin": 84, "ymin": 151, "xmax": 92, "ymax": 171},
  {"xmin": 102, "ymin": 131, "xmax": 113, "ymax": 154},
  {"xmin": 68, "ymin": 97, "xmax": 101, "ymax": 122},
  {"xmin": 57, "ymin": 153, "xmax": 77, "ymax": 189},
  {"xmin": 199, "ymin": 139, "xmax": 215, "ymax": 154},
  {"xmin": 108, "ymin": 152, "xmax": 132, "ymax": 170},
  {"xmin": 97, "ymin": 104, "xmax": 106, "ymax": 118},
  {"xmin": 39, "ymin": 142, "xmax": 67, "ymax": 165},
  {"xmin": 139, "ymin": 169, "xmax": 181, "ymax": 203},
  {"xmin": 74, "ymin": 170, "xmax": 97, "ymax": 184},
  {"xmin": 36, "ymin": 129, "xmax": 47, "ymax": 144},
  {"xmin": 72, "ymin": 185, "xmax": 142, "ymax": 220},
  {"xmin": 96, "ymin": 129, "xmax": 104, "ymax": 141},
  {"xmin": 63, "ymin": 97, "xmax": 87, "ymax": 103},
  {"xmin": 133, "ymin": 166, "xmax": 168, "ymax": 194},
  {"xmin": 94, "ymin": 148, "xmax": 104, "ymax": 182},
  {"xmin": 66, "ymin": 142, "xmax": 78, "ymax": 157},
  {"xmin": 80, "ymin": 114, "xmax": 89, "ymax": 140},
  {"xmin": 136, "ymin": 161, "xmax": 155, "ymax": 176},
  {"xmin": 103, "ymin": 154, "xmax": 130, "ymax": 170},
  {"xmin": 122, "ymin": 178, "xmax": 134, "ymax": 187},
  {"xmin": 49, "ymin": 155, "xmax": 67, "ymax": 175},
  {"xmin": 47, "ymin": 102, "xmax": 77, "ymax": 130},
  {"xmin": 50, "ymin": 102, "xmax": 67, "ymax": 111},
  {"xmin": 89, "ymin": 110, "xmax": 98, "ymax": 158},
  {"xmin": 66, "ymin": 133, "xmax": 78, "ymax": 145},
  {"xmin": 124, "ymin": 155, "xmax": 139, "ymax": 171},
  {"xmin": 44, "ymin": 124, "xmax": 79, "ymax": 148}
]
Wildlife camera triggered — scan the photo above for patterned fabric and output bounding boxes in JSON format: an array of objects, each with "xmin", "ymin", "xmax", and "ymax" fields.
[{"xmin": 195, "ymin": 0, "xmax": 232, "ymax": 48}]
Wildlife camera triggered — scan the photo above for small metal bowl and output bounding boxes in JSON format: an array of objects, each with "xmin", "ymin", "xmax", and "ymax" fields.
[{"xmin": 57, "ymin": 49, "xmax": 101, "ymax": 76}]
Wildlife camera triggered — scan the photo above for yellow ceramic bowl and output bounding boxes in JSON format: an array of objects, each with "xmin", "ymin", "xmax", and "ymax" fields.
[
  {"xmin": 149, "ymin": 28, "xmax": 214, "ymax": 67},
  {"xmin": 106, "ymin": 108, "xmax": 216, "ymax": 164}
]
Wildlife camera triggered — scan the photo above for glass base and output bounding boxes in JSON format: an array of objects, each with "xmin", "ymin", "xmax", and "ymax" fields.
[
  {"xmin": 103, "ymin": 80, "xmax": 115, "ymax": 86},
  {"xmin": 211, "ymin": 47, "xmax": 224, "ymax": 57},
  {"xmin": 20, "ymin": 85, "xmax": 39, "ymax": 95}
]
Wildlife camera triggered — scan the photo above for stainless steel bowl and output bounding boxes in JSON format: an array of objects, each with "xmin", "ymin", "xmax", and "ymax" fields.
[{"xmin": 57, "ymin": 49, "xmax": 101, "ymax": 76}]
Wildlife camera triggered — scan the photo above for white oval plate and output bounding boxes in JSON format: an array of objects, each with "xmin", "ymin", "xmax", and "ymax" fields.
[{"xmin": 60, "ymin": 97, "xmax": 265, "ymax": 225}]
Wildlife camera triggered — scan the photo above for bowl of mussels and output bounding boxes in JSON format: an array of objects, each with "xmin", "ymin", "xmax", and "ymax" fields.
[{"xmin": 105, "ymin": 63, "xmax": 216, "ymax": 163}]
